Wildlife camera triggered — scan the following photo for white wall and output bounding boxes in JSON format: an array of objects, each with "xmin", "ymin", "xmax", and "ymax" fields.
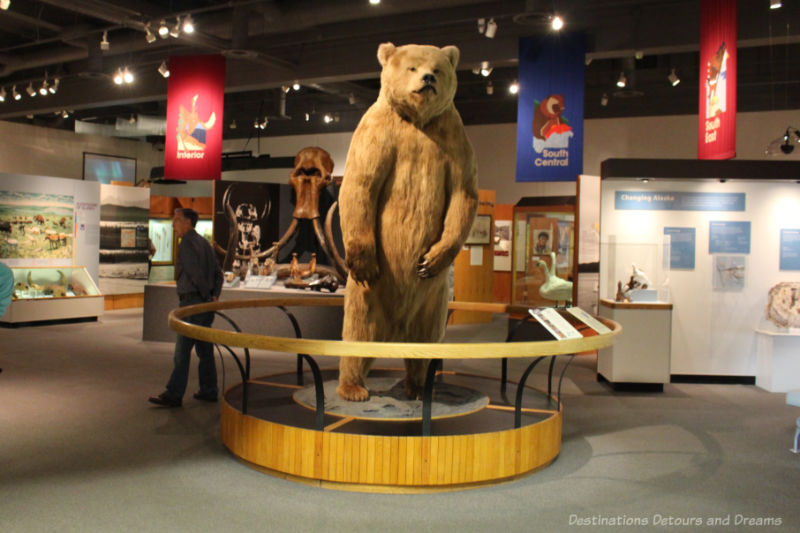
[
  {"xmin": 601, "ymin": 178, "xmax": 800, "ymax": 377},
  {"xmin": 0, "ymin": 120, "xmax": 162, "ymax": 184}
]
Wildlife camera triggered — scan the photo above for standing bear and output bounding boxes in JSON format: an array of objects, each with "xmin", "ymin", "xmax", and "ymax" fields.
[{"xmin": 337, "ymin": 42, "xmax": 478, "ymax": 401}]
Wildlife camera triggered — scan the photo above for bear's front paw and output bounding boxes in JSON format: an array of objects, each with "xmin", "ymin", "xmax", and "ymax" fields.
[
  {"xmin": 346, "ymin": 248, "xmax": 380, "ymax": 285},
  {"xmin": 337, "ymin": 382, "xmax": 370, "ymax": 402},
  {"xmin": 417, "ymin": 248, "xmax": 451, "ymax": 279}
]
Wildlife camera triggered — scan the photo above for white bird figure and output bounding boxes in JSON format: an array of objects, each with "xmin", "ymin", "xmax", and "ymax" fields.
[
  {"xmin": 536, "ymin": 251, "xmax": 573, "ymax": 303},
  {"xmin": 630, "ymin": 263, "xmax": 650, "ymax": 290}
]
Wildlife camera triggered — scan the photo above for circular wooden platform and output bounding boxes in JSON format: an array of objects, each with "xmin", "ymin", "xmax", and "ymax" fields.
[
  {"xmin": 221, "ymin": 368, "xmax": 563, "ymax": 492},
  {"xmin": 170, "ymin": 298, "xmax": 621, "ymax": 492}
]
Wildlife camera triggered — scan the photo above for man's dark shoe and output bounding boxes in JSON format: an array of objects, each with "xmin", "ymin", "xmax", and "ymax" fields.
[
  {"xmin": 193, "ymin": 392, "xmax": 218, "ymax": 403},
  {"xmin": 148, "ymin": 393, "xmax": 182, "ymax": 407}
]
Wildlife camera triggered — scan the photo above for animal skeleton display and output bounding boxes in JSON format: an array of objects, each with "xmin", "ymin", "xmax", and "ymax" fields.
[
  {"xmin": 216, "ymin": 147, "xmax": 347, "ymax": 290},
  {"xmin": 765, "ymin": 282, "xmax": 800, "ymax": 328},
  {"xmin": 13, "ymin": 270, "xmax": 74, "ymax": 299},
  {"xmin": 216, "ymin": 183, "xmax": 270, "ymax": 273}
]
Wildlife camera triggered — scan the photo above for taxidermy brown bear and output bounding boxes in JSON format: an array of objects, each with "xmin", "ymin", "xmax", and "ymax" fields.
[{"xmin": 336, "ymin": 42, "xmax": 478, "ymax": 401}]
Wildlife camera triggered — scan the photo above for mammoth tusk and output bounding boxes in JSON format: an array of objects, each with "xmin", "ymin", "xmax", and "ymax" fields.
[{"xmin": 324, "ymin": 202, "xmax": 349, "ymax": 280}]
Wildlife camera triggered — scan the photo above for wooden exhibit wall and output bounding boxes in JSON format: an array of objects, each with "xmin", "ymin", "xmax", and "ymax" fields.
[
  {"xmin": 451, "ymin": 190, "xmax": 495, "ymax": 324},
  {"xmin": 493, "ymin": 203, "xmax": 514, "ymax": 304}
]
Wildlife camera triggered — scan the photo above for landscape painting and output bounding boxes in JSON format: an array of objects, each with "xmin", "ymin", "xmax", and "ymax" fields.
[{"xmin": 0, "ymin": 190, "xmax": 74, "ymax": 261}]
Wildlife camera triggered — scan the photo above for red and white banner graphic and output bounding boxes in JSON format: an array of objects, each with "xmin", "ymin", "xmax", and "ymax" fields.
[
  {"xmin": 164, "ymin": 55, "xmax": 225, "ymax": 180},
  {"xmin": 698, "ymin": 0, "xmax": 736, "ymax": 160}
]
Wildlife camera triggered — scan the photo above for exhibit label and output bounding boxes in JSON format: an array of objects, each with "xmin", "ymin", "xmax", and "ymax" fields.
[
  {"xmin": 779, "ymin": 229, "xmax": 800, "ymax": 270},
  {"xmin": 664, "ymin": 227, "xmax": 696, "ymax": 269},
  {"xmin": 515, "ymin": 33, "xmax": 584, "ymax": 182},
  {"xmin": 615, "ymin": 191, "xmax": 745, "ymax": 211},
  {"xmin": 698, "ymin": 0, "xmax": 737, "ymax": 160},
  {"xmin": 164, "ymin": 55, "xmax": 225, "ymax": 180},
  {"xmin": 709, "ymin": 221, "xmax": 750, "ymax": 254}
]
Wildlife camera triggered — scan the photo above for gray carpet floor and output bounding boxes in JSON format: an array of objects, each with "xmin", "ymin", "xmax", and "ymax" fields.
[{"xmin": 1, "ymin": 309, "xmax": 799, "ymax": 532}]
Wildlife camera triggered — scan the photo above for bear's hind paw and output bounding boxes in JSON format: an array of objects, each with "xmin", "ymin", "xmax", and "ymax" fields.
[{"xmin": 336, "ymin": 382, "xmax": 370, "ymax": 402}]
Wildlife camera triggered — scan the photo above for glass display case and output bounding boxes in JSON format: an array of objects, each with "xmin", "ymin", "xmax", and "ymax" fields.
[
  {"xmin": 599, "ymin": 238, "xmax": 670, "ymax": 303},
  {"xmin": 2, "ymin": 266, "xmax": 104, "ymax": 324},
  {"xmin": 148, "ymin": 219, "xmax": 173, "ymax": 264},
  {"xmin": 511, "ymin": 197, "xmax": 577, "ymax": 307}
]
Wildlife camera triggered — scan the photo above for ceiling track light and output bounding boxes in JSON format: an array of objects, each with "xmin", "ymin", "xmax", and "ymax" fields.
[
  {"xmin": 12, "ymin": 85, "xmax": 20, "ymax": 100},
  {"xmin": 123, "ymin": 67, "xmax": 134, "ymax": 84},
  {"xmin": 39, "ymin": 79, "xmax": 49, "ymax": 96},
  {"xmin": 771, "ymin": 0, "xmax": 782, "ymax": 9},
  {"xmin": 0, "ymin": 87, "xmax": 6, "ymax": 102},
  {"xmin": 282, "ymin": 85, "xmax": 290, "ymax": 93},
  {"xmin": 182, "ymin": 14, "xmax": 194, "ymax": 34},
  {"xmin": 113, "ymin": 67, "xmax": 124, "ymax": 85},
  {"xmin": 551, "ymin": 15, "xmax": 564, "ymax": 31},
  {"xmin": 480, "ymin": 60, "xmax": 492, "ymax": 77},
  {"xmin": 509, "ymin": 80, "xmax": 519, "ymax": 95},
  {"xmin": 0, "ymin": 0, "xmax": 9, "ymax": 10},
  {"xmin": 158, "ymin": 60, "xmax": 170, "ymax": 78},
  {"xmin": 600, "ymin": 93, "xmax": 609, "ymax": 106},
  {"xmin": 484, "ymin": 18, "xmax": 497, "ymax": 38},
  {"xmin": 616, "ymin": 71, "xmax": 627, "ymax": 88},
  {"xmin": 169, "ymin": 16, "xmax": 181, "ymax": 38},
  {"xmin": 486, "ymin": 81, "xmax": 493, "ymax": 95},
  {"xmin": 49, "ymin": 78, "xmax": 59, "ymax": 94},
  {"xmin": 229, "ymin": 120, "xmax": 237, "ymax": 129},
  {"xmin": 668, "ymin": 67, "xmax": 680, "ymax": 86},
  {"xmin": 100, "ymin": 30, "xmax": 109, "ymax": 51},
  {"xmin": 369, "ymin": 0, "xmax": 381, "ymax": 5},
  {"xmin": 145, "ymin": 24, "xmax": 157, "ymax": 43},
  {"xmin": 61, "ymin": 110, "xmax": 69, "ymax": 119},
  {"xmin": 292, "ymin": 82, "xmax": 301, "ymax": 91},
  {"xmin": 26, "ymin": 82, "xmax": 36, "ymax": 97},
  {"xmin": 158, "ymin": 19, "xmax": 169, "ymax": 38}
]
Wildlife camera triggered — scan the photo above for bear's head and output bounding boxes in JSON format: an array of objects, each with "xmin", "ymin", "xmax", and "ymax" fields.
[{"xmin": 377, "ymin": 42, "xmax": 459, "ymax": 126}]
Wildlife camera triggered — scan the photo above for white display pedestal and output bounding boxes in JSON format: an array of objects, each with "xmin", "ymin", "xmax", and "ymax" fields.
[
  {"xmin": 755, "ymin": 329, "xmax": 800, "ymax": 393},
  {"xmin": 597, "ymin": 299, "xmax": 672, "ymax": 391}
]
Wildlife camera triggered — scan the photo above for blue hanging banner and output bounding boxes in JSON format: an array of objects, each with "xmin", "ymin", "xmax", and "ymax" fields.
[{"xmin": 515, "ymin": 33, "xmax": 585, "ymax": 182}]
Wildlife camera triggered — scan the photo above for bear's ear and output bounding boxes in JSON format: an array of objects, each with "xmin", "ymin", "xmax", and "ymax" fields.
[
  {"xmin": 377, "ymin": 42, "xmax": 396, "ymax": 66},
  {"xmin": 441, "ymin": 45, "xmax": 460, "ymax": 69}
]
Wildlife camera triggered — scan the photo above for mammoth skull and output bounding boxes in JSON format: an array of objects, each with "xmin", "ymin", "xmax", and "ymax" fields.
[{"xmin": 289, "ymin": 146, "xmax": 334, "ymax": 220}]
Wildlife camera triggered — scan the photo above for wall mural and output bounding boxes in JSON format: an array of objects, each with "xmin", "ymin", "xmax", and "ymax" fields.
[
  {"xmin": 0, "ymin": 191, "xmax": 74, "ymax": 260},
  {"xmin": 99, "ymin": 185, "xmax": 150, "ymax": 294}
]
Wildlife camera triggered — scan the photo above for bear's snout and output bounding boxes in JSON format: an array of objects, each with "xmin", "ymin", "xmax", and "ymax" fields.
[{"xmin": 422, "ymin": 73, "xmax": 436, "ymax": 85}]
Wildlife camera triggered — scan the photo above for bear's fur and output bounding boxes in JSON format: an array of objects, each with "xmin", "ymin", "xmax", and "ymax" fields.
[{"xmin": 337, "ymin": 42, "xmax": 478, "ymax": 401}]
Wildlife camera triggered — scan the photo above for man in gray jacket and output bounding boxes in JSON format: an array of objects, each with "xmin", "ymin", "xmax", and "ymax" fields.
[{"xmin": 149, "ymin": 208, "xmax": 223, "ymax": 407}]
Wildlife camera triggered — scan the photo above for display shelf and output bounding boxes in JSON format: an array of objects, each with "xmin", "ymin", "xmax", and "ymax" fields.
[
  {"xmin": 755, "ymin": 328, "xmax": 800, "ymax": 393},
  {"xmin": 597, "ymin": 298, "xmax": 672, "ymax": 391},
  {"xmin": 2, "ymin": 266, "xmax": 103, "ymax": 324}
]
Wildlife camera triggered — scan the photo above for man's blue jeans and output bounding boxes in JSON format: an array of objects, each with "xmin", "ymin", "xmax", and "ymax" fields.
[{"xmin": 164, "ymin": 294, "xmax": 217, "ymax": 400}]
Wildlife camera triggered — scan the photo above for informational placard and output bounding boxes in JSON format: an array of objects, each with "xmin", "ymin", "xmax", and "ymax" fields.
[
  {"xmin": 709, "ymin": 221, "xmax": 750, "ymax": 254},
  {"xmin": 528, "ymin": 308, "xmax": 583, "ymax": 340},
  {"xmin": 779, "ymin": 229, "xmax": 800, "ymax": 271},
  {"xmin": 566, "ymin": 306, "xmax": 611, "ymax": 334},
  {"xmin": 615, "ymin": 191, "xmax": 745, "ymax": 211},
  {"xmin": 664, "ymin": 227, "xmax": 696, "ymax": 269}
]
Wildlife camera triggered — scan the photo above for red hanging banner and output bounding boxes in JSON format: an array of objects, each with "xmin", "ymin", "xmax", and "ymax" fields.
[
  {"xmin": 698, "ymin": 0, "xmax": 736, "ymax": 160},
  {"xmin": 164, "ymin": 55, "xmax": 225, "ymax": 180}
]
